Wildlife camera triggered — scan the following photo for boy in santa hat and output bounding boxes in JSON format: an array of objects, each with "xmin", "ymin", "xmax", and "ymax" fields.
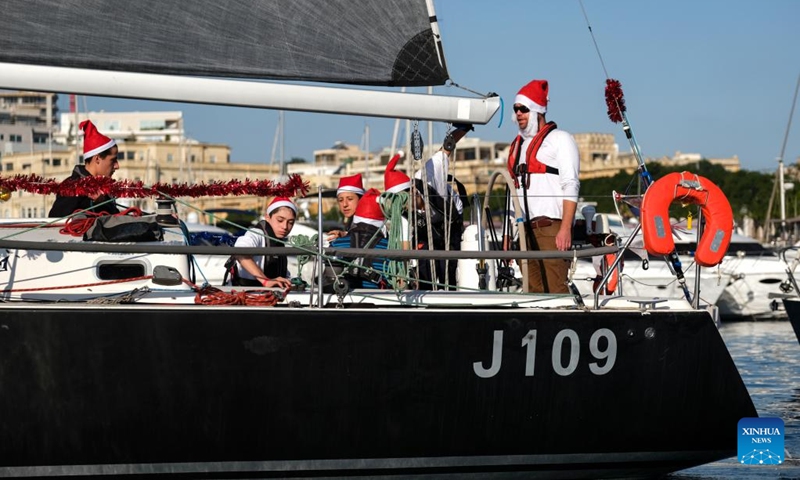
[
  {"xmin": 326, "ymin": 173, "xmax": 364, "ymax": 242},
  {"xmin": 506, "ymin": 79, "xmax": 580, "ymax": 294},
  {"xmin": 49, "ymin": 120, "xmax": 121, "ymax": 218},
  {"xmin": 226, "ymin": 197, "xmax": 296, "ymax": 288},
  {"xmin": 329, "ymin": 188, "xmax": 389, "ymax": 289}
]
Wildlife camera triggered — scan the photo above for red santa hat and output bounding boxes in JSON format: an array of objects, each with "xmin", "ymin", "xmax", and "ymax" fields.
[
  {"xmin": 384, "ymin": 150, "xmax": 411, "ymax": 194},
  {"xmin": 515, "ymin": 79, "xmax": 549, "ymax": 114},
  {"xmin": 80, "ymin": 120, "xmax": 116, "ymax": 159},
  {"xmin": 352, "ymin": 188, "xmax": 385, "ymax": 228},
  {"xmin": 337, "ymin": 173, "xmax": 365, "ymax": 196},
  {"xmin": 267, "ymin": 196, "xmax": 297, "ymax": 216}
]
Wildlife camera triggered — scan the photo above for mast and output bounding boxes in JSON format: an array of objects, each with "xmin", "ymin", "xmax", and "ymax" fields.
[
  {"xmin": 427, "ymin": 86, "xmax": 434, "ymax": 160},
  {"xmin": 270, "ymin": 110, "xmax": 285, "ymax": 177},
  {"xmin": 45, "ymin": 93, "xmax": 52, "ymax": 214},
  {"xmin": 179, "ymin": 117, "xmax": 185, "ymax": 183},
  {"xmin": 778, "ymin": 73, "xmax": 800, "ymax": 242},
  {"xmin": 363, "ymin": 123, "xmax": 370, "ymax": 188},
  {"xmin": 70, "ymin": 94, "xmax": 79, "ymax": 165},
  {"xmin": 280, "ymin": 110, "xmax": 285, "ymax": 177}
]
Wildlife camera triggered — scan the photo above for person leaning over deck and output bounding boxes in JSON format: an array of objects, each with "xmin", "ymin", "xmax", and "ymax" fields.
[
  {"xmin": 326, "ymin": 173, "xmax": 364, "ymax": 242},
  {"xmin": 49, "ymin": 120, "xmax": 121, "ymax": 218},
  {"xmin": 227, "ymin": 197, "xmax": 296, "ymax": 289},
  {"xmin": 506, "ymin": 79, "xmax": 580, "ymax": 294}
]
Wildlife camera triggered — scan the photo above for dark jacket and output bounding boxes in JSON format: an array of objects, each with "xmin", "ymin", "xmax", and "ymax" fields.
[
  {"xmin": 226, "ymin": 220, "xmax": 288, "ymax": 287},
  {"xmin": 48, "ymin": 165, "xmax": 120, "ymax": 218}
]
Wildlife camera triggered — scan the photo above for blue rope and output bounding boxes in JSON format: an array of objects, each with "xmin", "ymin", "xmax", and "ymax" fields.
[{"xmin": 497, "ymin": 96, "xmax": 504, "ymax": 128}]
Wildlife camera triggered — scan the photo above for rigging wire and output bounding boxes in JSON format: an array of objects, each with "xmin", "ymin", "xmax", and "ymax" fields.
[
  {"xmin": 578, "ymin": 0, "xmax": 610, "ymax": 80},
  {"xmin": 446, "ymin": 80, "xmax": 504, "ymax": 128}
]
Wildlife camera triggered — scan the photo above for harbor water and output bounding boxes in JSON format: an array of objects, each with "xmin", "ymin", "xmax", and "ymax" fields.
[{"xmin": 669, "ymin": 320, "xmax": 800, "ymax": 479}]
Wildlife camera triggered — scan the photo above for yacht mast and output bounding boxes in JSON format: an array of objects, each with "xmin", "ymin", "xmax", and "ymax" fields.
[{"xmin": 778, "ymin": 73, "xmax": 800, "ymax": 241}]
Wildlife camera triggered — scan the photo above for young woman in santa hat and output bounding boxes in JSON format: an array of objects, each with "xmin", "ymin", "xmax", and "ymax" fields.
[{"xmin": 226, "ymin": 197, "xmax": 296, "ymax": 289}]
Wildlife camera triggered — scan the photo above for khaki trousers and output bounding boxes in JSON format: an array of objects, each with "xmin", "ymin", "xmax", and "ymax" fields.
[{"xmin": 525, "ymin": 220, "xmax": 569, "ymax": 294}]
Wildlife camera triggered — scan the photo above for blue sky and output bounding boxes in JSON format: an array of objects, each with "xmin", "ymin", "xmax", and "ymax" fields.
[{"xmin": 58, "ymin": 0, "xmax": 800, "ymax": 173}]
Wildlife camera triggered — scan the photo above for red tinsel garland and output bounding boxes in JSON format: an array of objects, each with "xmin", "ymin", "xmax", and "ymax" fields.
[
  {"xmin": 0, "ymin": 173, "xmax": 309, "ymax": 199},
  {"xmin": 605, "ymin": 78, "xmax": 626, "ymax": 124}
]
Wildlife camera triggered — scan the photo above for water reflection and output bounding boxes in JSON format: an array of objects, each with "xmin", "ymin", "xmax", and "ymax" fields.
[{"xmin": 669, "ymin": 321, "xmax": 800, "ymax": 478}]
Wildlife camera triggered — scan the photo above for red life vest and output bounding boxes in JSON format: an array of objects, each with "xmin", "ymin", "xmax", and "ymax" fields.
[{"xmin": 507, "ymin": 121, "xmax": 559, "ymax": 188}]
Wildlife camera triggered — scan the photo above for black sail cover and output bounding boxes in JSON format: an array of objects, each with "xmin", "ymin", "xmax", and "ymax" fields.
[{"xmin": 0, "ymin": 0, "xmax": 449, "ymax": 87}]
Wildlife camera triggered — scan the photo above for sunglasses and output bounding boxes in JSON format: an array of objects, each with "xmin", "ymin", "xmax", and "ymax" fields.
[{"xmin": 513, "ymin": 105, "xmax": 530, "ymax": 113}]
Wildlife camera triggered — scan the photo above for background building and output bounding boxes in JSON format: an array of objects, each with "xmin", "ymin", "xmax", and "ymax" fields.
[{"xmin": 0, "ymin": 91, "xmax": 58, "ymax": 157}]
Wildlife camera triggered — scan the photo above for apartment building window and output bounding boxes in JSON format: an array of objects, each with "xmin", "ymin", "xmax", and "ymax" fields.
[
  {"xmin": 22, "ymin": 163, "xmax": 31, "ymax": 170},
  {"xmin": 190, "ymin": 154, "xmax": 196, "ymax": 163},
  {"xmin": 9, "ymin": 134, "xmax": 22, "ymax": 142},
  {"xmin": 117, "ymin": 151, "xmax": 125, "ymax": 161},
  {"xmin": 140, "ymin": 119, "xmax": 166, "ymax": 131},
  {"xmin": 4, "ymin": 163, "xmax": 12, "ymax": 171},
  {"xmin": 126, "ymin": 151, "xmax": 135, "ymax": 160},
  {"xmin": 209, "ymin": 155, "xmax": 217, "ymax": 163},
  {"xmin": 460, "ymin": 149, "xmax": 477, "ymax": 161},
  {"xmin": 0, "ymin": 134, "xmax": 4, "ymax": 140},
  {"xmin": 167, "ymin": 153, "xmax": 174, "ymax": 162},
  {"xmin": 52, "ymin": 158, "xmax": 61, "ymax": 167},
  {"xmin": 103, "ymin": 121, "xmax": 120, "ymax": 131}
]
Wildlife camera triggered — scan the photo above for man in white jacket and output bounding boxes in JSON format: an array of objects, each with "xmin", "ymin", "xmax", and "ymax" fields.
[{"xmin": 507, "ymin": 79, "xmax": 580, "ymax": 294}]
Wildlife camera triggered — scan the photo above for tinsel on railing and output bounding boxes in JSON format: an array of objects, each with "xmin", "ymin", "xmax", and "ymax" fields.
[
  {"xmin": 0, "ymin": 174, "xmax": 309, "ymax": 199},
  {"xmin": 604, "ymin": 78, "xmax": 626, "ymax": 124}
]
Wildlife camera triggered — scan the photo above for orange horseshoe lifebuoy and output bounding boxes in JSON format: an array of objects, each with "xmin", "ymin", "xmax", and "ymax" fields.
[{"xmin": 640, "ymin": 171, "xmax": 733, "ymax": 267}]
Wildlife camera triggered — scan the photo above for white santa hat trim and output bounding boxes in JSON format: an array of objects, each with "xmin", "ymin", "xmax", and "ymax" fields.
[
  {"xmin": 386, "ymin": 181, "xmax": 411, "ymax": 194},
  {"xmin": 267, "ymin": 199, "xmax": 297, "ymax": 216},
  {"xmin": 83, "ymin": 139, "xmax": 116, "ymax": 160},
  {"xmin": 337, "ymin": 185, "xmax": 365, "ymax": 195},
  {"xmin": 514, "ymin": 94, "xmax": 547, "ymax": 115},
  {"xmin": 352, "ymin": 215, "xmax": 385, "ymax": 229}
]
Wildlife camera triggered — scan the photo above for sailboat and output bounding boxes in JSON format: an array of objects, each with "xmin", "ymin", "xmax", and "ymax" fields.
[{"xmin": 0, "ymin": 1, "xmax": 755, "ymax": 478}]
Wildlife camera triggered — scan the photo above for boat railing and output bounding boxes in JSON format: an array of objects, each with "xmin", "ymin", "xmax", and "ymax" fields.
[
  {"xmin": 0, "ymin": 237, "xmax": 618, "ymax": 260},
  {"xmin": 774, "ymin": 245, "xmax": 800, "ymax": 299}
]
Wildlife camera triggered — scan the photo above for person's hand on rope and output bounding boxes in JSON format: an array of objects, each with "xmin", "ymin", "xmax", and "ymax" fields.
[{"xmin": 261, "ymin": 276, "xmax": 292, "ymax": 289}]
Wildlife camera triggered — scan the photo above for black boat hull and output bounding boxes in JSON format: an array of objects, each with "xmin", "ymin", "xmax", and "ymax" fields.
[
  {"xmin": 783, "ymin": 297, "xmax": 800, "ymax": 344},
  {"xmin": 0, "ymin": 305, "xmax": 756, "ymax": 478}
]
